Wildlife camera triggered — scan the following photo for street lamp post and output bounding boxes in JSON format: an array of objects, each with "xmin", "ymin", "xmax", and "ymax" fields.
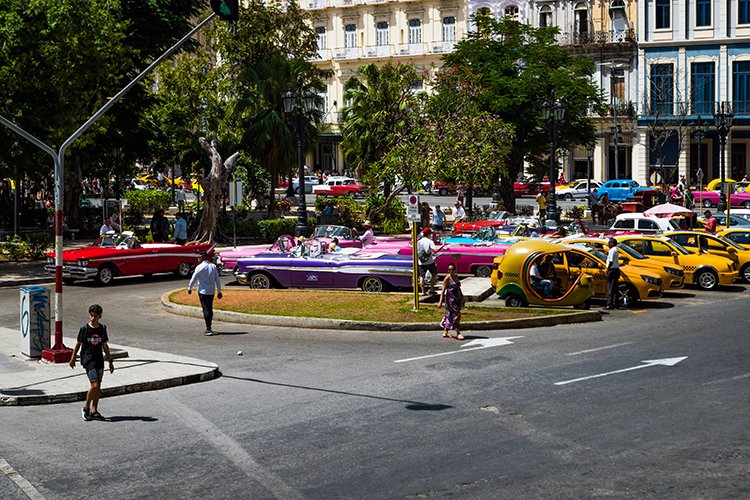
[
  {"xmin": 713, "ymin": 102, "xmax": 734, "ymax": 212},
  {"xmin": 283, "ymin": 76, "xmax": 316, "ymax": 237},
  {"xmin": 691, "ymin": 118, "xmax": 709, "ymax": 197},
  {"xmin": 586, "ymin": 145, "xmax": 595, "ymax": 208},
  {"xmin": 542, "ymin": 99, "xmax": 566, "ymax": 224}
]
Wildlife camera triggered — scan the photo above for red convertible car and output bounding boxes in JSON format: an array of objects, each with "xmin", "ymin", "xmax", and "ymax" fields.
[
  {"xmin": 311, "ymin": 177, "xmax": 365, "ymax": 197},
  {"xmin": 45, "ymin": 232, "xmax": 212, "ymax": 285},
  {"xmin": 453, "ymin": 211, "xmax": 512, "ymax": 233}
]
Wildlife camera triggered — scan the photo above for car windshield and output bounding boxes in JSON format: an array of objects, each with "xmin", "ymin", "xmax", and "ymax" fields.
[
  {"xmin": 714, "ymin": 234, "xmax": 745, "ymax": 250},
  {"xmin": 617, "ymin": 243, "xmax": 647, "ymax": 260},
  {"xmin": 488, "ymin": 211, "xmax": 506, "ymax": 221},
  {"xmin": 663, "ymin": 239, "xmax": 690, "ymax": 255},
  {"xmin": 580, "ymin": 247, "xmax": 607, "ymax": 262},
  {"xmin": 314, "ymin": 225, "xmax": 349, "ymax": 238}
]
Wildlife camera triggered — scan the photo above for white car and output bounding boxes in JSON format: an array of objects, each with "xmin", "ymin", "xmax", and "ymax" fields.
[
  {"xmin": 312, "ymin": 177, "xmax": 358, "ymax": 195},
  {"xmin": 609, "ymin": 213, "xmax": 681, "ymax": 233},
  {"xmin": 557, "ymin": 180, "xmax": 601, "ymax": 200},
  {"xmin": 292, "ymin": 175, "xmax": 321, "ymax": 194}
]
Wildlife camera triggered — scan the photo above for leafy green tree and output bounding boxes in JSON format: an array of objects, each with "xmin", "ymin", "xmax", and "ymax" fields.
[
  {"xmin": 341, "ymin": 62, "xmax": 423, "ymax": 200},
  {"xmin": 443, "ymin": 17, "xmax": 602, "ymax": 211}
]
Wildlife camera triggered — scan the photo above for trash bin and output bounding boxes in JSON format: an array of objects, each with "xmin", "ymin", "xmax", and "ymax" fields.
[{"xmin": 20, "ymin": 286, "xmax": 51, "ymax": 358}]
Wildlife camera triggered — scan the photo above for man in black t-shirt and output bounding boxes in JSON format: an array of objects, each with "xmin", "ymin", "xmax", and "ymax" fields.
[{"xmin": 70, "ymin": 304, "xmax": 115, "ymax": 421}]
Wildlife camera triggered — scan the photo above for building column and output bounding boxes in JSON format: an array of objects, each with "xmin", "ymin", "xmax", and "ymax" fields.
[{"xmin": 633, "ymin": 128, "xmax": 649, "ymax": 185}]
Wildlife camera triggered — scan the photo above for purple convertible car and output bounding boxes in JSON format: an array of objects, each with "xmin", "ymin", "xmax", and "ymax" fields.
[{"xmin": 234, "ymin": 240, "xmax": 414, "ymax": 292}]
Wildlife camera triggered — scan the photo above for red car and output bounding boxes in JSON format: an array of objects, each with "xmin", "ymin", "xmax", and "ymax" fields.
[
  {"xmin": 312, "ymin": 177, "xmax": 365, "ymax": 197},
  {"xmin": 453, "ymin": 211, "xmax": 512, "ymax": 233},
  {"xmin": 45, "ymin": 232, "xmax": 212, "ymax": 285}
]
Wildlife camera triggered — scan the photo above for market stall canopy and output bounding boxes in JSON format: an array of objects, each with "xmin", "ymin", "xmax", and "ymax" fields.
[{"xmin": 643, "ymin": 203, "xmax": 695, "ymax": 218}]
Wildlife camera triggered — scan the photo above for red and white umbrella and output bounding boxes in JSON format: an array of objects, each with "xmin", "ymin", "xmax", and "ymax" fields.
[{"xmin": 643, "ymin": 203, "xmax": 695, "ymax": 218}]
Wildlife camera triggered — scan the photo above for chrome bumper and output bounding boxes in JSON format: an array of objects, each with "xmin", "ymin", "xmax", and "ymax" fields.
[
  {"xmin": 235, "ymin": 272, "xmax": 249, "ymax": 285},
  {"xmin": 44, "ymin": 264, "xmax": 98, "ymax": 280}
]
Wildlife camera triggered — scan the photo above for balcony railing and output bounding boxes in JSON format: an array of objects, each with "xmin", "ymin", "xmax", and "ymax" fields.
[
  {"xmin": 560, "ymin": 29, "xmax": 636, "ymax": 46},
  {"xmin": 306, "ymin": 0, "xmax": 327, "ymax": 8},
  {"xmin": 430, "ymin": 41, "xmax": 455, "ymax": 53},
  {"xmin": 336, "ymin": 0, "xmax": 360, "ymax": 5},
  {"xmin": 364, "ymin": 45, "xmax": 393, "ymax": 58},
  {"xmin": 333, "ymin": 47, "xmax": 362, "ymax": 60},
  {"xmin": 316, "ymin": 48, "xmax": 331, "ymax": 60},
  {"xmin": 396, "ymin": 43, "xmax": 426, "ymax": 56},
  {"xmin": 639, "ymin": 100, "xmax": 750, "ymax": 118}
]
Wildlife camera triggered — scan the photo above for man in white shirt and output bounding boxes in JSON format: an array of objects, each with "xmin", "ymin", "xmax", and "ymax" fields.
[
  {"xmin": 100, "ymin": 218, "xmax": 117, "ymax": 235},
  {"xmin": 529, "ymin": 259, "xmax": 552, "ymax": 297},
  {"xmin": 453, "ymin": 202, "xmax": 466, "ymax": 225},
  {"xmin": 187, "ymin": 250, "xmax": 223, "ymax": 335},
  {"xmin": 417, "ymin": 227, "xmax": 445, "ymax": 295},
  {"xmin": 176, "ymin": 186, "xmax": 187, "ymax": 212},
  {"xmin": 605, "ymin": 237, "xmax": 621, "ymax": 310},
  {"xmin": 359, "ymin": 220, "xmax": 375, "ymax": 247}
]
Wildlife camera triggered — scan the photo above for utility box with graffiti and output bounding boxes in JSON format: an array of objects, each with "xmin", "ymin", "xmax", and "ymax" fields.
[{"xmin": 20, "ymin": 286, "xmax": 51, "ymax": 358}]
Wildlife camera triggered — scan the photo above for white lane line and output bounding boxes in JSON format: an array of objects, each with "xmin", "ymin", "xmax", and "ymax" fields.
[
  {"xmin": 566, "ymin": 342, "xmax": 635, "ymax": 356},
  {"xmin": 702, "ymin": 373, "xmax": 750, "ymax": 386},
  {"xmin": 0, "ymin": 456, "xmax": 47, "ymax": 500},
  {"xmin": 166, "ymin": 395, "xmax": 303, "ymax": 500}
]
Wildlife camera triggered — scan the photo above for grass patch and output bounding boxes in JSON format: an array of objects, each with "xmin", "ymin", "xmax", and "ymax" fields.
[{"xmin": 170, "ymin": 289, "xmax": 559, "ymax": 323}]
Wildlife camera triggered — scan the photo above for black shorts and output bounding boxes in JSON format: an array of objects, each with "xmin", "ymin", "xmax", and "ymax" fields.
[{"xmin": 418, "ymin": 262, "xmax": 437, "ymax": 278}]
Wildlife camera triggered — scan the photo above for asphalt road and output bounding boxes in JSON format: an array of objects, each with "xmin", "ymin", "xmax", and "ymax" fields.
[{"xmin": 0, "ymin": 275, "xmax": 748, "ymax": 499}]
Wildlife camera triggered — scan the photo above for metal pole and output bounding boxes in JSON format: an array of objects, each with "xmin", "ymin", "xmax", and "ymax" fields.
[
  {"xmin": 586, "ymin": 153, "xmax": 592, "ymax": 208},
  {"xmin": 546, "ymin": 115, "xmax": 559, "ymax": 224},
  {"xmin": 295, "ymin": 78, "xmax": 309, "ymax": 237},
  {"xmin": 0, "ymin": 12, "xmax": 217, "ymax": 362},
  {"xmin": 412, "ymin": 223, "xmax": 419, "ymax": 311},
  {"xmin": 718, "ymin": 131, "xmax": 727, "ymax": 212}
]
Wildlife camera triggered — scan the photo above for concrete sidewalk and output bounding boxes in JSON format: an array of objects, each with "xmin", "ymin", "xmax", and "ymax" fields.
[
  {"xmin": 0, "ymin": 327, "xmax": 219, "ymax": 406},
  {"xmin": 0, "ymin": 260, "xmax": 51, "ymax": 287}
]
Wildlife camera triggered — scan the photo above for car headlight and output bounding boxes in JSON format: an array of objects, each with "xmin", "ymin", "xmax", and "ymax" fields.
[
  {"xmin": 77, "ymin": 259, "xmax": 88, "ymax": 266},
  {"xmin": 641, "ymin": 275, "xmax": 662, "ymax": 286},
  {"xmin": 664, "ymin": 267, "xmax": 684, "ymax": 276}
]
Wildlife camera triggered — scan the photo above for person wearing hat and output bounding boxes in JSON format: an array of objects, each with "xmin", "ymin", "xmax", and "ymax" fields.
[
  {"xmin": 417, "ymin": 227, "xmax": 445, "ymax": 295},
  {"xmin": 187, "ymin": 248, "xmax": 222, "ymax": 336},
  {"xmin": 359, "ymin": 220, "xmax": 375, "ymax": 247}
]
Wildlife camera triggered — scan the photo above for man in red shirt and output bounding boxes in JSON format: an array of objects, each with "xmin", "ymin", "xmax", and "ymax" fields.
[{"xmin": 704, "ymin": 210, "xmax": 717, "ymax": 233}]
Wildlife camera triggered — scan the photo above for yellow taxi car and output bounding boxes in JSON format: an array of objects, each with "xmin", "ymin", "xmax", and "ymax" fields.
[
  {"xmin": 563, "ymin": 237, "xmax": 685, "ymax": 290},
  {"xmin": 615, "ymin": 235, "xmax": 738, "ymax": 290},
  {"xmin": 664, "ymin": 230, "xmax": 750, "ymax": 283},
  {"xmin": 718, "ymin": 228, "xmax": 750, "ymax": 250},
  {"xmin": 491, "ymin": 241, "xmax": 595, "ymax": 308}
]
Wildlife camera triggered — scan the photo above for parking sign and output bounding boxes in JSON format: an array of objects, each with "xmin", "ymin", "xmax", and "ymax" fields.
[{"xmin": 407, "ymin": 195, "xmax": 420, "ymax": 222}]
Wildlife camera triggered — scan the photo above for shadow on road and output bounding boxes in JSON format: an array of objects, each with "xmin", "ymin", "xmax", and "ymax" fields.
[
  {"xmin": 107, "ymin": 415, "xmax": 159, "ymax": 422},
  {"xmin": 222, "ymin": 375, "xmax": 453, "ymax": 411}
]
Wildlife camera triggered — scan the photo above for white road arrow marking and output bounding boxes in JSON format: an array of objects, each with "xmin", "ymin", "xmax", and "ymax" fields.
[
  {"xmin": 554, "ymin": 356, "xmax": 687, "ymax": 386},
  {"xmin": 395, "ymin": 336, "xmax": 524, "ymax": 363}
]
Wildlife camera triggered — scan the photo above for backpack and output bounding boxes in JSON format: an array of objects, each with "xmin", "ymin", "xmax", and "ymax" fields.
[{"xmin": 418, "ymin": 246, "xmax": 431, "ymax": 263}]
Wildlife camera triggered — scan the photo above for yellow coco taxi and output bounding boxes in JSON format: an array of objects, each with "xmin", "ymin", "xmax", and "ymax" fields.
[
  {"xmin": 491, "ymin": 241, "xmax": 595, "ymax": 309},
  {"xmin": 615, "ymin": 235, "xmax": 738, "ymax": 290},
  {"xmin": 718, "ymin": 228, "xmax": 750, "ymax": 250},
  {"xmin": 563, "ymin": 237, "xmax": 685, "ymax": 290},
  {"xmin": 664, "ymin": 231, "xmax": 750, "ymax": 283}
]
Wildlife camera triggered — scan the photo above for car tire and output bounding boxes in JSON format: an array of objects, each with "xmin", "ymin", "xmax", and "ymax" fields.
[
  {"xmin": 95, "ymin": 265, "xmax": 115, "ymax": 286},
  {"xmin": 248, "ymin": 272, "xmax": 273, "ymax": 289},
  {"xmin": 744, "ymin": 201, "xmax": 750, "ymax": 209},
  {"xmin": 702, "ymin": 199, "xmax": 713, "ymax": 208},
  {"xmin": 361, "ymin": 276, "xmax": 385, "ymax": 292},
  {"xmin": 176, "ymin": 262, "xmax": 192, "ymax": 278},
  {"xmin": 504, "ymin": 293, "xmax": 527, "ymax": 308},
  {"xmin": 616, "ymin": 283, "xmax": 639, "ymax": 308},
  {"xmin": 694, "ymin": 268, "xmax": 718, "ymax": 290},
  {"xmin": 474, "ymin": 265, "xmax": 493, "ymax": 278},
  {"xmin": 740, "ymin": 263, "xmax": 750, "ymax": 283},
  {"xmin": 564, "ymin": 193, "xmax": 574, "ymax": 201},
  {"xmin": 438, "ymin": 188, "xmax": 448, "ymax": 196},
  {"xmin": 573, "ymin": 299, "xmax": 591, "ymax": 310}
]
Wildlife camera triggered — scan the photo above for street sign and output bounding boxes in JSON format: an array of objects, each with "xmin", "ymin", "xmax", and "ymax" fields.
[
  {"xmin": 229, "ymin": 180, "xmax": 243, "ymax": 207},
  {"xmin": 696, "ymin": 168, "xmax": 704, "ymax": 182},
  {"xmin": 650, "ymin": 172, "xmax": 662, "ymax": 185},
  {"xmin": 407, "ymin": 194, "xmax": 420, "ymax": 222}
]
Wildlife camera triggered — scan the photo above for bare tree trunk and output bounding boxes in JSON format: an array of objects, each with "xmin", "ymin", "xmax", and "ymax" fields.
[{"xmin": 193, "ymin": 137, "xmax": 242, "ymax": 243}]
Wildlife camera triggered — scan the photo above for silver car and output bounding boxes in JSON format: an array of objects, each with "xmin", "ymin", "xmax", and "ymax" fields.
[{"xmin": 557, "ymin": 180, "xmax": 601, "ymax": 200}]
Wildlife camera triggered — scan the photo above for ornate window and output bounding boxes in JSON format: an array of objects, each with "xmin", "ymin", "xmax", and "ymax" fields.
[
  {"xmin": 408, "ymin": 19, "xmax": 422, "ymax": 45},
  {"xmin": 539, "ymin": 6, "xmax": 552, "ymax": 28},
  {"xmin": 696, "ymin": 0, "xmax": 711, "ymax": 27},
  {"xmin": 442, "ymin": 16, "xmax": 456, "ymax": 42},
  {"xmin": 656, "ymin": 0, "xmax": 671, "ymax": 29},
  {"xmin": 376, "ymin": 21, "xmax": 388, "ymax": 46},
  {"xmin": 345, "ymin": 24, "xmax": 356, "ymax": 48}
]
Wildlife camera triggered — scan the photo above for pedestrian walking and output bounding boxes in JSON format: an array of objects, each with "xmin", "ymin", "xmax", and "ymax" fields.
[
  {"xmin": 432, "ymin": 205, "xmax": 446, "ymax": 240},
  {"xmin": 419, "ymin": 202, "xmax": 431, "ymax": 231},
  {"xmin": 605, "ymin": 238, "xmax": 621, "ymax": 310},
  {"xmin": 150, "ymin": 210, "xmax": 170, "ymax": 242},
  {"xmin": 438, "ymin": 263, "xmax": 465, "ymax": 340},
  {"xmin": 417, "ymin": 227, "xmax": 445, "ymax": 295},
  {"xmin": 176, "ymin": 185, "xmax": 187, "ymax": 212},
  {"xmin": 704, "ymin": 210, "xmax": 717, "ymax": 233},
  {"xmin": 536, "ymin": 191, "xmax": 547, "ymax": 226},
  {"xmin": 188, "ymin": 250, "xmax": 223, "ymax": 335},
  {"xmin": 173, "ymin": 213, "xmax": 188, "ymax": 245},
  {"xmin": 69, "ymin": 304, "xmax": 115, "ymax": 421}
]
